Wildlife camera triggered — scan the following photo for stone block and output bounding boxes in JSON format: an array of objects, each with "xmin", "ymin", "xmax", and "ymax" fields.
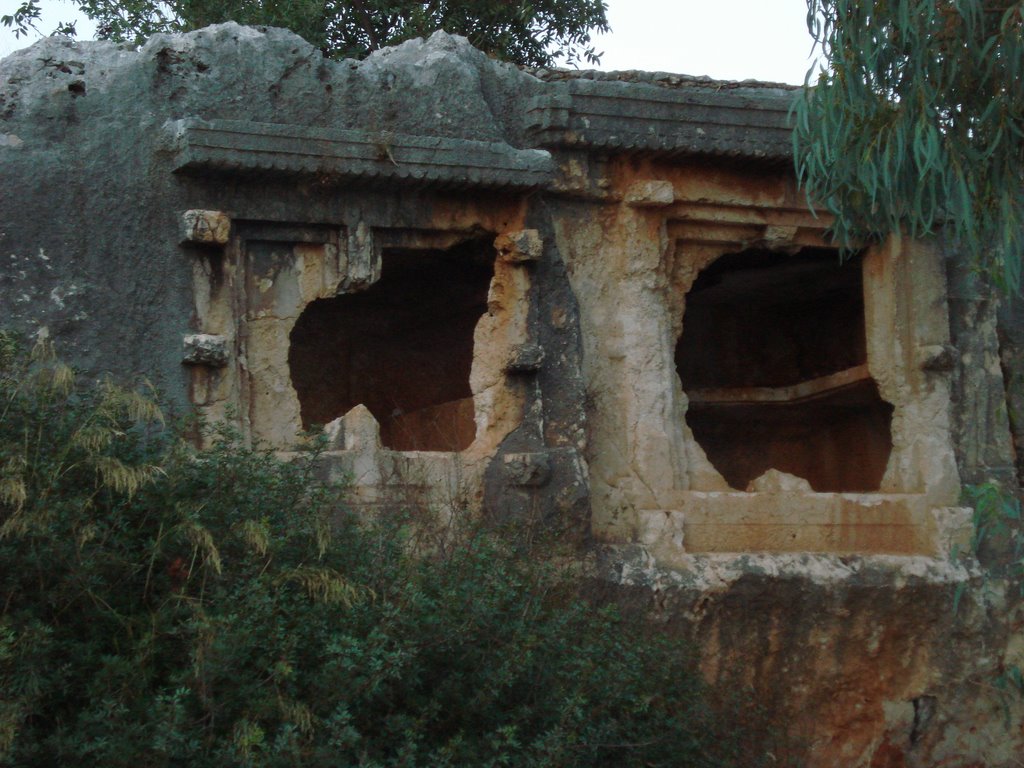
[
  {"xmin": 182, "ymin": 333, "xmax": 229, "ymax": 367},
  {"xmin": 341, "ymin": 220, "xmax": 380, "ymax": 291},
  {"xmin": 919, "ymin": 343, "xmax": 959, "ymax": 372},
  {"xmin": 676, "ymin": 492, "xmax": 934, "ymax": 554},
  {"xmin": 625, "ymin": 180, "xmax": 674, "ymax": 207},
  {"xmin": 342, "ymin": 404, "xmax": 381, "ymax": 452},
  {"xmin": 932, "ymin": 506, "xmax": 975, "ymax": 558},
  {"xmin": 746, "ymin": 469, "xmax": 812, "ymax": 493},
  {"xmin": 181, "ymin": 209, "xmax": 230, "ymax": 245},
  {"xmin": 637, "ymin": 509, "xmax": 686, "ymax": 550},
  {"xmin": 503, "ymin": 451, "xmax": 552, "ymax": 487},
  {"xmin": 528, "ymin": 78, "xmax": 794, "ymax": 161},
  {"xmin": 323, "ymin": 416, "xmax": 345, "ymax": 449},
  {"xmin": 504, "ymin": 343, "xmax": 545, "ymax": 373},
  {"xmin": 495, "ymin": 229, "xmax": 542, "ymax": 263}
]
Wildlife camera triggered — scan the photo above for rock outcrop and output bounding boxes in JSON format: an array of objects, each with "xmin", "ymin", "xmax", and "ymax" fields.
[{"xmin": 2, "ymin": 24, "xmax": 1022, "ymax": 766}]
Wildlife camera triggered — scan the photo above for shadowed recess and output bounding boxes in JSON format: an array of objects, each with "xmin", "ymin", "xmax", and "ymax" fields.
[
  {"xmin": 676, "ymin": 248, "xmax": 893, "ymax": 492},
  {"xmin": 289, "ymin": 237, "xmax": 495, "ymax": 451}
]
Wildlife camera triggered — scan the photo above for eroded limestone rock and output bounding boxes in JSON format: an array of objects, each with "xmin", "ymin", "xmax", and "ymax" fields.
[
  {"xmin": 181, "ymin": 333, "xmax": 229, "ymax": 366},
  {"xmin": 3, "ymin": 25, "xmax": 1022, "ymax": 767},
  {"xmin": 746, "ymin": 469, "xmax": 813, "ymax": 493}
]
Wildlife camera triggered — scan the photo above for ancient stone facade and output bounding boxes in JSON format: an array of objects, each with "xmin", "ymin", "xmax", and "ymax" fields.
[{"xmin": 2, "ymin": 25, "xmax": 1022, "ymax": 766}]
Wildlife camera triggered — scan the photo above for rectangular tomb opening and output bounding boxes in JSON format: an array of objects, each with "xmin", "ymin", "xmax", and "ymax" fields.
[
  {"xmin": 675, "ymin": 247, "xmax": 894, "ymax": 492},
  {"xmin": 288, "ymin": 237, "xmax": 495, "ymax": 451}
]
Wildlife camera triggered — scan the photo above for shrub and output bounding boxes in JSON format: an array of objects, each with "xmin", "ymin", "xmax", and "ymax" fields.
[{"xmin": 0, "ymin": 334, "xmax": 761, "ymax": 767}]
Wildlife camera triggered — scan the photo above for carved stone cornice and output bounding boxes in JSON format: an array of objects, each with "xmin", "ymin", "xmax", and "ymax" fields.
[
  {"xmin": 169, "ymin": 118, "xmax": 555, "ymax": 191},
  {"xmin": 526, "ymin": 79, "xmax": 795, "ymax": 161}
]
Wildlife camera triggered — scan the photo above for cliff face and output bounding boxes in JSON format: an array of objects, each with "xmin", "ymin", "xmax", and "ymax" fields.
[{"xmin": 2, "ymin": 24, "xmax": 1022, "ymax": 765}]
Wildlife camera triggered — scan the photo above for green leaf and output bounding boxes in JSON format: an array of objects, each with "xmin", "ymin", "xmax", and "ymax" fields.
[
  {"xmin": 797, "ymin": 0, "xmax": 1024, "ymax": 292},
  {"xmin": 952, "ymin": 581, "xmax": 967, "ymax": 615}
]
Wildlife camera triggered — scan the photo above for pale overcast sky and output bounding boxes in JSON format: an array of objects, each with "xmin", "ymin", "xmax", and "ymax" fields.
[{"xmin": 0, "ymin": 0, "xmax": 820, "ymax": 84}]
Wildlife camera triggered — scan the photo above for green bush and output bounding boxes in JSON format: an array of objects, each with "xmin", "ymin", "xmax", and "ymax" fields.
[{"xmin": 0, "ymin": 335, "xmax": 760, "ymax": 767}]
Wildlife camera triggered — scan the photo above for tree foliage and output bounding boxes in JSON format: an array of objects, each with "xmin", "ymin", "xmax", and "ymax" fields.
[
  {"xmin": 1, "ymin": 0, "xmax": 609, "ymax": 67},
  {"xmin": 0, "ymin": 334, "xmax": 771, "ymax": 767},
  {"xmin": 794, "ymin": 1, "xmax": 1024, "ymax": 289}
]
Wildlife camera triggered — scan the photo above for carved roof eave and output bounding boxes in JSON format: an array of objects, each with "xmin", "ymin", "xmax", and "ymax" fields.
[
  {"xmin": 168, "ymin": 118, "xmax": 556, "ymax": 191},
  {"xmin": 166, "ymin": 79, "xmax": 796, "ymax": 195},
  {"xmin": 526, "ymin": 79, "xmax": 796, "ymax": 162}
]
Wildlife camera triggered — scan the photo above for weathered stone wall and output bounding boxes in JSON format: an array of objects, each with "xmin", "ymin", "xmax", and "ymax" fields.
[
  {"xmin": 997, "ymin": 295, "xmax": 1024, "ymax": 485},
  {"xmin": 0, "ymin": 25, "xmax": 536, "ymax": 408},
  {"xmin": 2, "ymin": 25, "xmax": 1021, "ymax": 766}
]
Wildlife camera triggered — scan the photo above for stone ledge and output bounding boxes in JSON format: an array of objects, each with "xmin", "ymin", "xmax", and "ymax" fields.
[
  {"xmin": 637, "ymin": 493, "xmax": 964, "ymax": 557},
  {"xmin": 170, "ymin": 118, "xmax": 555, "ymax": 190},
  {"xmin": 597, "ymin": 542, "xmax": 978, "ymax": 593}
]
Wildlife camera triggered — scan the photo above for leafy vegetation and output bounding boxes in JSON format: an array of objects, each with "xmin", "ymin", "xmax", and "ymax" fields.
[
  {"xmin": 0, "ymin": 334, "xmax": 767, "ymax": 767},
  {"xmin": 1, "ymin": 0, "xmax": 609, "ymax": 67},
  {"xmin": 964, "ymin": 480, "xmax": 1024, "ymax": 566},
  {"xmin": 794, "ymin": 1, "xmax": 1024, "ymax": 290}
]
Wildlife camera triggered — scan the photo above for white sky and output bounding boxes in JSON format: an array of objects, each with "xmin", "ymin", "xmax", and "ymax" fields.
[{"xmin": 0, "ymin": 0, "xmax": 820, "ymax": 84}]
